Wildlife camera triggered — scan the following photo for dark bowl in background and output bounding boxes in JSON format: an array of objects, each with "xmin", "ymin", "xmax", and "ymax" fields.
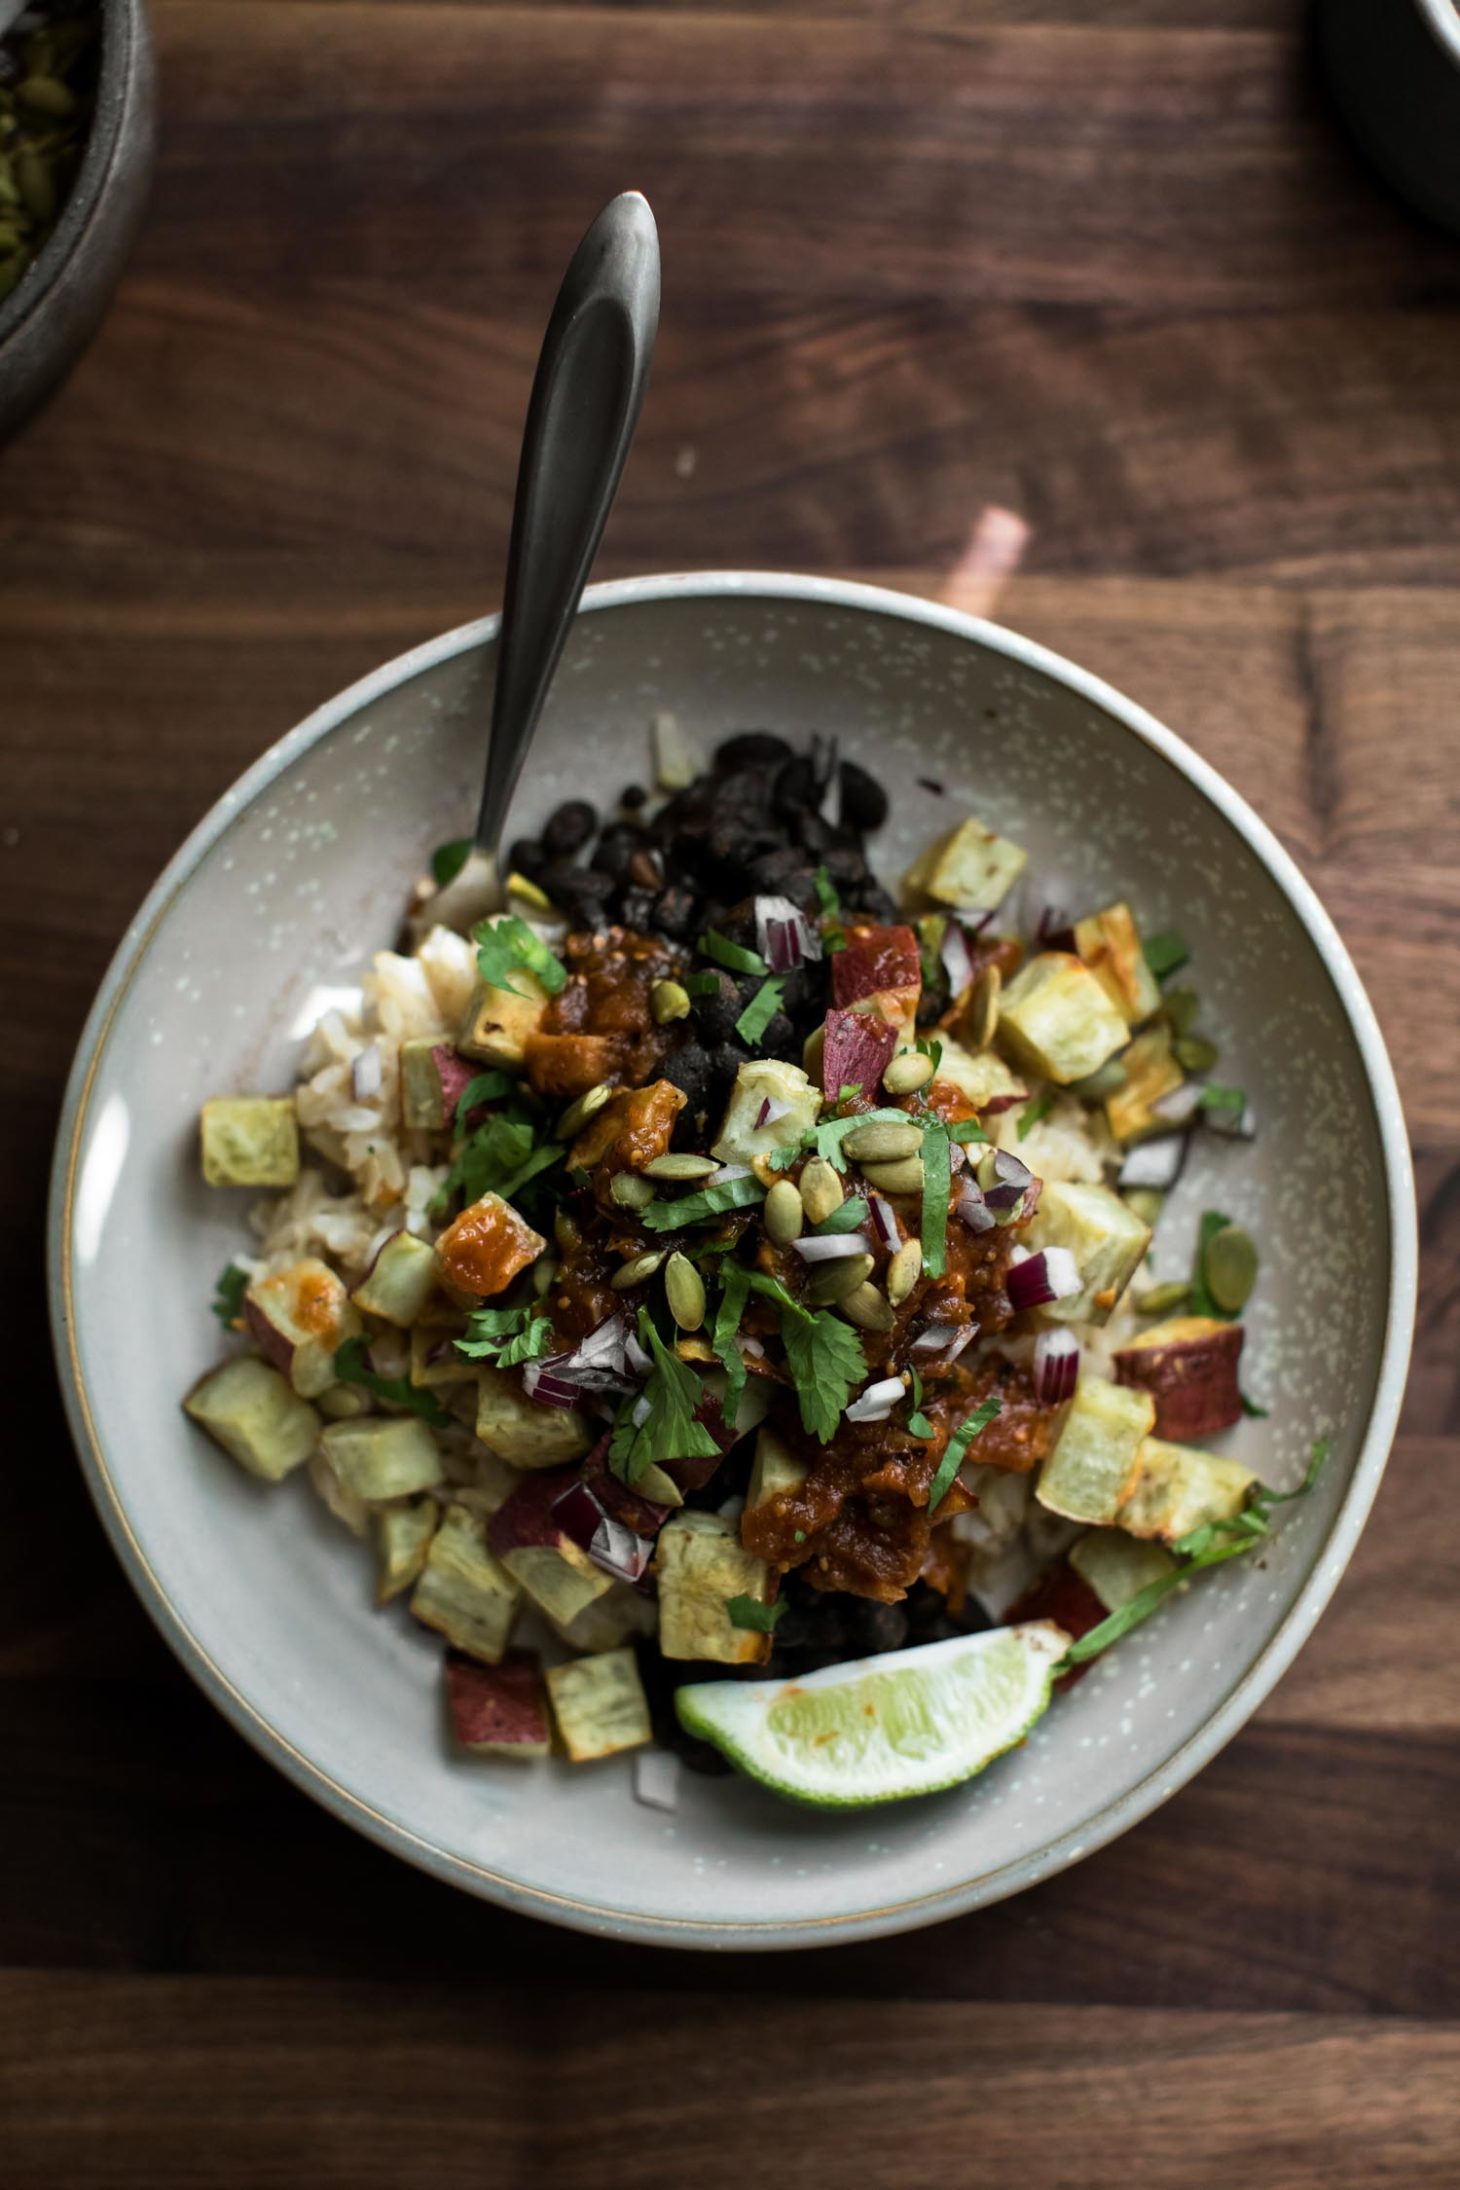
[
  {"xmin": 1317, "ymin": 0, "xmax": 1460, "ymax": 237},
  {"xmin": 0, "ymin": 0, "xmax": 155, "ymax": 439}
]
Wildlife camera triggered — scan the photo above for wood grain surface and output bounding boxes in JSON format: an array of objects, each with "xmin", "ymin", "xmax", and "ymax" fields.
[{"xmin": 2, "ymin": 1, "xmax": 1457, "ymax": 2182}]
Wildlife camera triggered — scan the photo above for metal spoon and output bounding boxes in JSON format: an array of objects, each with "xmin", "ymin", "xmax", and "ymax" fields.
[{"xmin": 474, "ymin": 190, "xmax": 659, "ymax": 881}]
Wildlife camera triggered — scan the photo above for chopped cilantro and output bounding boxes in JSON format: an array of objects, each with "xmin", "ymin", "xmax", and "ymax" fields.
[
  {"xmin": 792, "ymin": 1528, "xmax": 807, "ymax": 1545},
  {"xmin": 211, "ymin": 1263, "xmax": 249, "ymax": 1327},
  {"xmin": 1188, "ymin": 1208, "xmax": 1235, "ymax": 1320},
  {"xmin": 1059, "ymin": 1437, "xmax": 1330, "ymax": 1668},
  {"xmin": 917, "ymin": 915, "xmax": 946, "ymax": 992},
  {"xmin": 814, "ymin": 1195, "xmax": 870, "ymax": 1235},
  {"xmin": 436, "ymin": 1109, "xmax": 546, "ymax": 1214},
  {"xmin": 1198, "ymin": 1083, "xmax": 1247, "ymax": 1113},
  {"xmin": 431, "ymin": 837, "xmax": 473, "ymax": 888},
  {"xmin": 473, "ymin": 914, "xmax": 567, "ymax": 998},
  {"xmin": 455, "ymin": 1300, "xmax": 555, "ymax": 1367},
  {"xmin": 1240, "ymin": 1390, "xmax": 1270, "ymax": 1419},
  {"xmin": 947, "ymin": 1118, "xmax": 990, "ymax": 1146},
  {"xmin": 927, "ymin": 1394, "xmax": 1002, "ymax": 1511},
  {"xmin": 735, "ymin": 974, "xmax": 787, "ymax": 1048},
  {"xmin": 726, "ymin": 1594, "xmax": 786, "ymax": 1633},
  {"xmin": 609, "ymin": 1314, "xmax": 719, "ymax": 1485},
  {"xmin": 813, "ymin": 865, "xmax": 846, "ymax": 950},
  {"xmin": 919, "ymin": 1117, "xmax": 952, "ymax": 1280},
  {"xmin": 768, "ymin": 1105, "xmax": 919, "ymax": 1173},
  {"xmin": 905, "ymin": 1365, "xmax": 934, "ymax": 1441},
  {"xmin": 699, "ymin": 929, "xmax": 767, "ymax": 977},
  {"xmin": 916, "ymin": 1035, "xmax": 944, "ymax": 1075},
  {"xmin": 1017, "ymin": 1088, "xmax": 1056, "ymax": 1138},
  {"xmin": 684, "ymin": 971, "xmax": 723, "ymax": 998},
  {"xmin": 710, "ymin": 1263, "xmax": 751, "ymax": 1428},
  {"xmin": 743, "ymin": 1269, "xmax": 807, "ymax": 1322},
  {"xmin": 333, "ymin": 1336, "xmax": 451, "ymax": 1427},
  {"xmin": 640, "ymin": 1174, "xmax": 766, "ymax": 1231},
  {"xmin": 454, "ymin": 1070, "xmax": 510, "ymax": 1126},
  {"xmin": 779, "ymin": 1307, "xmax": 866, "ymax": 1443},
  {"xmin": 1143, "ymin": 930, "xmax": 1190, "ymax": 981}
]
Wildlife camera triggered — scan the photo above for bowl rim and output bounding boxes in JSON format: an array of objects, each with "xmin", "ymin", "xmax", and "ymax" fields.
[{"xmin": 46, "ymin": 569, "xmax": 1418, "ymax": 1950}]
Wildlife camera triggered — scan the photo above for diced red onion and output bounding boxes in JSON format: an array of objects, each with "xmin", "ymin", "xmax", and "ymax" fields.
[
  {"xmin": 754, "ymin": 1094, "xmax": 793, "ymax": 1131},
  {"xmin": 867, "ymin": 1193, "xmax": 902, "ymax": 1250},
  {"xmin": 911, "ymin": 1322, "xmax": 974, "ymax": 1363},
  {"xmin": 522, "ymin": 1361, "xmax": 583, "ymax": 1410},
  {"xmin": 624, "ymin": 1331, "xmax": 652, "ymax": 1377},
  {"xmin": 940, "ymin": 1326, "xmax": 976, "ymax": 1365},
  {"xmin": 755, "ymin": 894, "xmax": 822, "ymax": 970},
  {"xmin": 1036, "ymin": 905, "xmax": 1073, "ymax": 947},
  {"xmin": 1118, "ymin": 1135, "xmax": 1188, "ymax": 1192},
  {"xmin": 1008, "ymin": 1243, "xmax": 1029, "ymax": 1265},
  {"xmin": 1034, "ymin": 1328, "xmax": 1080, "ymax": 1405},
  {"xmin": 1152, "ymin": 1082, "xmax": 1203, "ymax": 1128},
  {"xmin": 939, "ymin": 920, "xmax": 975, "ymax": 998},
  {"xmin": 791, "ymin": 1231, "xmax": 874, "ymax": 1262},
  {"xmin": 351, "ymin": 1043, "xmax": 383, "ymax": 1101},
  {"xmin": 844, "ymin": 1376, "xmax": 907, "ymax": 1425},
  {"xmin": 978, "ymin": 1146, "xmax": 1033, "ymax": 1212},
  {"xmin": 563, "ymin": 1314, "xmax": 637, "ymax": 1392},
  {"xmin": 1007, "ymin": 1246, "xmax": 1083, "ymax": 1313},
  {"xmin": 590, "ymin": 1514, "xmax": 655, "ymax": 1585},
  {"xmin": 954, "ymin": 1180, "xmax": 996, "ymax": 1233},
  {"xmin": 706, "ymin": 1163, "xmax": 753, "ymax": 1187}
]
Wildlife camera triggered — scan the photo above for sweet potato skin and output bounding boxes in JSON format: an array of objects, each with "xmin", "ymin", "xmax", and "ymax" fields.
[{"xmin": 1113, "ymin": 1315, "xmax": 1244, "ymax": 1441}]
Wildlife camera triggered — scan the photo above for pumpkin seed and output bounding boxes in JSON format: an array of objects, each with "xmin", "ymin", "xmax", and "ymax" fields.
[
  {"xmin": 886, "ymin": 1239, "xmax": 923, "ymax": 1306},
  {"xmin": 650, "ymin": 978, "xmax": 691, "ymax": 1025},
  {"xmin": 556, "ymin": 1081, "xmax": 614, "ymax": 1138},
  {"xmin": 1203, "ymin": 1224, "xmax": 1257, "ymax": 1314},
  {"xmin": 1134, "ymin": 1278, "xmax": 1191, "ymax": 1317},
  {"xmin": 968, "ymin": 961, "xmax": 1002, "ymax": 1049},
  {"xmin": 838, "ymin": 1282, "xmax": 896, "ymax": 1333},
  {"xmin": 842, "ymin": 1120, "xmax": 923, "ymax": 1165},
  {"xmin": 610, "ymin": 1170, "xmax": 655, "ymax": 1210},
  {"xmin": 882, "ymin": 1049, "xmax": 934, "ymax": 1095},
  {"xmin": 15, "ymin": 147, "xmax": 52, "ymax": 221},
  {"xmin": 805, "ymin": 1252, "xmax": 874, "ymax": 1305},
  {"xmin": 763, "ymin": 1177, "xmax": 804, "ymax": 1244},
  {"xmin": 798, "ymin": 1155, "xmax": 843, "ymax": 1225},
  {"xmin": 553, "ymin": 1208, "xmax": 581, "ymax": 1252},
  {"xmin": 859, "ymin": 1156, "xmax": 925, "ymax": 1196},
  {"xmin": 1162, "ymin": 986, "xmax": 1200, "ymax": 1038},
  {"xmin": 531, "ymin": 1257, "xmax": 558, "ymax": 1298},
  {"xmin": 665, "ymin": 1251, "xmax": 706, "ymax": 1330},
  {"xmin": 1122, "ymin": 1188, "xmax": 1165, "ymax": 1230},
  {"xmin": 1073, "ymin": 1057, "xmax": 1129, "ymax": 1103},
  {"xmin": 611, "ymin": 1248, "xmax": 666, "ymax": 1292},
  {"xmin": 643, "ymin": 1152, "xmax": 719, "ymax": 1181},
  {"xmin": 1174, "ymin": 1035, "xmax": 1219, "ymax": 1075},
  {"xmin": 16, "ymin": 75, "xmax": 75, "ymax": 119},
  {"xmin": 505, "ymin": 869, "xmax": 552, "ymax": 912}
]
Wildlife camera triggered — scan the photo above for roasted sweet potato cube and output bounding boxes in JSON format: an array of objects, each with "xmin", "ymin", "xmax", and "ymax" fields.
[
  {"xmin": 820, "ymin": 1007, "xmax": 898, "ymax": 1100},
  {"xmin": 1113, "ymin": 1315, "xmax": 1245, "ymax": 1440},
  {"xmin": 1073, "ymin": 901, "xmax": 1162, "ymax": 1027},
  {"xmin": 446, "ymin": 1650, "xmax": 551, "ymax": 1757},
  {"xmin": 434, "ymin": 1192, "xmax": 546, "ymax": 1297},
  {"xmin": 570, "ymin": 1077, "xmax": 685, "ymax": 1171},
  {"xmin": 830, "ymin": 923, "xmax": 922, "ymax": 1037},
  {"xmin": 522, "ymin": 1031, "xmax": 625, "ymax": 1100}
]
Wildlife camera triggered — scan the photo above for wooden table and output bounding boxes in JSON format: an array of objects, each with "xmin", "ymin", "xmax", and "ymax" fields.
[{"xmin": 3, "ymin": 2, "xmax": 1457, "ymax": 2181}]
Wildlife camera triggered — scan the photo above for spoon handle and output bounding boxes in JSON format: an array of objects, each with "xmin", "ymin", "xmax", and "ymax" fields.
[{"xmin": 474, "ymin": 192, "xmax": 661, "ymax": 858}]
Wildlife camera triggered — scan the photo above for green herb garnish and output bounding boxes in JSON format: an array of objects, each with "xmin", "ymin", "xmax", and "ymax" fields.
[
  {"xmin": 437, "ymin": 1109, "xmax": 555, "ymax": 1214},
  {"xmin": 699, "ymin": 929, "xmax": 767, "ymax": 977},
  {"xmin": 919, "ymin": 1116, "xmax": 952, "ymax": 1280},
  {"xmin": 641, "ymin": 1174, "xmax": 766, "ymax": 1231},
  {"xmin": 1017, "ymin": 1088, "xmax": 1056, "ymax": 1138},
  {"xmin": 609, "ymin": 1313, "xmax": 719, "ymax": 1486},
  {"xmin": 455, "ymin": 1300, "xmax": 555, "ymax": 1366},
  {"xmin": 454, "ymin": 1070, "xmax": 510, "ymax": 1126},
  {"xmin": 769, "ymin": 1105, "xmax": 921, "ymax": 1173},
  {"xmin": 333, "ymin": 1336, "xmax": 451, "ymax": 1427},
  {"xmin": 1188, "ymin": 1208, "xmax": 1234, "ymax": 1320},
  {"xmin": 813, "ymin": 1195, "xmax": 870, "ymax": 1235},
  {"xmin": 431, "ymin": 838, "xmax": 473, "ymax": 889},
  {"xmin": 1240, "ymin": 1391, "xmax": 1270, "ymax": 1419},
  {"xmin": 1198, "ymin": 1083, "xmax": 1247, "ymax": 1113},
  {"xmin": 684, "ymin": 971, "xmax": 723, "ymax": 998},
  {"xmin": 1058, "ymin": 1437, "xmax": 1331, "ymax": 1669},
  {"xmin": 779, "ymin": 1306, "xmax": 866, "ymax": 1443},
  {"xmin": 905, "ymin": 1364, "xmax": 934, "ymax": 1441},
  {"xmin": 1143, "ymin": 930, "xmax": 1190, "ymax": 980},
  {"xmin": 473, "ymin": 914, "xmax": 567, "ymax": 998},
  {"xmin": 813, "ymin": 865, "xmax": 846, "ymax": 950},
  {"xmin": 926, "ymin": 1394, "xmax": 1002, "ymax": 1511},
  {"xmin": 211, "ymin": 1263, "xmax": 249, "ymax": 1327},
  {"xmin": 710, "ymin": 1263, "xmax": 752, "ymax": 1429},
  {"xmin": 947, "ymin": 1118, "xmax": 990, "ymax": 1146},
  {"xmin": 735, "ymin": 975, "xmax": 786, "ymax": 1049},
  {"xmin": 726, "ymin": 1594, "xmax": 787, "ymax": 1633}
]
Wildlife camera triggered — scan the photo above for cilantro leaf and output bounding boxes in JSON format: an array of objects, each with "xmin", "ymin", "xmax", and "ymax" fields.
[
  {"xmin": 609, "ymin": 1314, "xmax": 719, "ymax": 1485},
  {"xmin": 334, "ymin": 1336, "xmax": 451, "ymax": 1427},
  {"xmin": 920, "ymin": 1116, "xmax": 952, "ymax": 1280},
  {"xmin": 948, "ymin": 1118, "xmax": 990, "ymax": 1146},
  {"xmin": 927, "ymin": 1394, "xmax": 1002, "ymax": 1511},
  {"xmin": 768, "ymin": 1105, "xmax": 920, "ymax": 1173},
  {"xmin": 916, "ymin": 1035, "xmax": 944, "ymax": 1075},
  {"xmin": 779, "ymin": 1307, "xmax": 865, "ymax": 1443},
  {"xmin": 472, "ymin": 914, "xmax": 567, "ymax": 998},
  {"xmin": 211, "ymin": 1263, "xmax": 250, "ymax": 1327},
  {"xmin": 744, "ymin": 1269, "xmax": 808, "ymax": 1322},
  {"xmin": 1058, "ymin": 1436, "xmax": 1331, "ymax": 1669},
  {"xmin": 726, "ymin": 1594, "xmax": 786, "ymax": 1633},
  {"xmin": 1198, "ymin": 1083, "xmax": 1247, "ymax": 1113},
  {"xmin": 684, "ymin": 971, "xmax": 723, "ymax": 997},
  {"xmin": 813, "ymin": 865, "xmax": 846, "ymax": 951},
  {"xmin": 455, "ymin": 1300, "xmax": 555, "ymax": 1366},
  {"xmin": 454, "ymin": 1070, "xmax": 510, "ymax": 1126},
  {"xmin": 1017, "ymin": 1088, "xmax": 1056, "ymax": 1139},
  {"xmin": 640, "ymin": 1174, "xmax": 766, "ymax": 1231},
  {"xmin": 735, "ymin": 974, "xmax": 786, "ymax": 1049},
  {"xmin": 431, "ymin": 838, "xmax": 473, "ymax": 888},
  {"xmin": 1143, "ymin": 930, "xmax": 1190, "ymax": 980},
  {"xmin": 813, "ymin": 1195, "xmax": 870, "ymax": 1236},
  {"xmin": 1240, "ymin": 1390, "xmax": 1270, "ymax": 1419},
  {"xmin": 710, "ymin": 1263, "xmax": 751, "ymax": 1429},
  {"xmin": 699, "ymin": 929, "xmax": 767, "ymax": 977}
]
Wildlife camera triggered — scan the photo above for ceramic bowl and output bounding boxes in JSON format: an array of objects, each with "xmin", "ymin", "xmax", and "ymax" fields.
[{"xmin": 47, "ymin": 574, "xmax": 1416, "ymax": 1949}]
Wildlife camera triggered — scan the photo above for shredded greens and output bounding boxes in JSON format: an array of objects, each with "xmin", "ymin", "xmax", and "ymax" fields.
[
  {"xmin": 710, "ymin": 1263, "xmax": 753, "ymax": 1428},
  {"xmin": 699, "ymin": 929, "xmax": 767, "ymax": 977},
  {"xmin": 726, "ymin": 1595, "xmax": 786, "ymax": 1633},
  {"xmin": 211, "ymin": 1263, "xmax": 249, "ymax": 1327},
  {"xmin": 735, "ymin": 975, "xmax": 787, "ymax": 1049},
  {"xmin": 1143, "ymin": 930, "xmax": 1190, "ymax": 981},
  {"xmin": 926, "ymin": 1394, "xmax": 1002, "ymax": 1512},
  {"xmin": 455, "ymin": 1300, "xmax": 554, "ymax": 1367},
  {"xmin": 609, "ymin": 1313, "xmax": 719, "ymax": 1486},
  {"xmin": 640, "ymin": 1174, "xmax": 766, "ymax": 1231},
  {"xmin": 431, "ymin": 838, "xmax": 473, "ymax": 888},
  {"xmin": 1017, "ymin": 1088, "xmax": 1056, "ymax": 1138},
  {"xmin": 919, "ymin": 1117, "xmax": 952, "ymax": 1280},
  {"xmin": 333, "ymin": 1336, "xmax": 451, "ymax": 1427}
]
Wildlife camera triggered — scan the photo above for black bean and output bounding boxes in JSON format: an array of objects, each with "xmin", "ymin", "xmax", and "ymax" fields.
[
  {"xmin": 746, "ymin": 847, "xmax": 818, "ymax": 905},
  {"xmin": 755, "ymin": 1010, "xmax": 795, "ymax": 1055},
  {"xmin": 543, "ymin": 862, "xmax": 614, "ymax": 927},
  {"xmin": 773, "ymin": 752, "xmax": 822, "ymax": 819},
  {"xmin": 854, "ymin": 883, "xmax": 901, "ymax": 924},
  {"xmin": 839, "ymin": 759, "xmax": 889, "ymax": 832},
  {"xmin": 620, "ymin": 784, "xmax": 648, "ymax": 811},
  {"xmin": 542, "ymin": 799, "xmax": 597, "ymax": 858},
  {"xmin": 620, "ymin": 886, "xmax": 658, "ymax": 932},
  {"xmin": 842, "ymin": 1598, "xmax": 909, "ymax": 1656},
  {"xmin": 662, "ymin": 1041, "xmax": 716, "ymax": 1118},
  {"xmin": 507, "ymin": 836, "xmax": 548, "ymax": 882},
  {"xmin": 651, "ymin": 884, "xmax": 697, "ymax": 941},
  {"xmin": 593, "ymin": 821, "xmax": 651, "ymax": 880},
  {"xmin": 694, "ymin": 972, "xmax": 746, "ymax": 1045},
  {"xmin": 714, "ymin": 730, "xmax": 793, "ymax": 774},
  {"xmin": 708, "ymin": 1042, "xmax": 748, "ymax": 1109}
]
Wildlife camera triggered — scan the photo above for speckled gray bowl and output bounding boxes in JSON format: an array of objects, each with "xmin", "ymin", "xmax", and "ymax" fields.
[{"xmin": 47, "ymin": 574, "xmax": 1416, "ymax": 1949}]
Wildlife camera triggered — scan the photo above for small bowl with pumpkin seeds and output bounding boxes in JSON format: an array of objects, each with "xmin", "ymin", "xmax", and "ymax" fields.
[{"xmin": 0, "ymin": 0, "xmax": 154, "ymax": 436}]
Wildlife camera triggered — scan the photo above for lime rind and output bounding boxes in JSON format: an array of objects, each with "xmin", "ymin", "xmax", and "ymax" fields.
[{"xmin": 673, "ymin": 1621, "xmax": 1071, "ymax": 1809}]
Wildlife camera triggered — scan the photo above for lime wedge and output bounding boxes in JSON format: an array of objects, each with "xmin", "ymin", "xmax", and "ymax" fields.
[{"xmin": 674, "ymin": 1621, "xmax": 1070, "ymax": 1808}]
